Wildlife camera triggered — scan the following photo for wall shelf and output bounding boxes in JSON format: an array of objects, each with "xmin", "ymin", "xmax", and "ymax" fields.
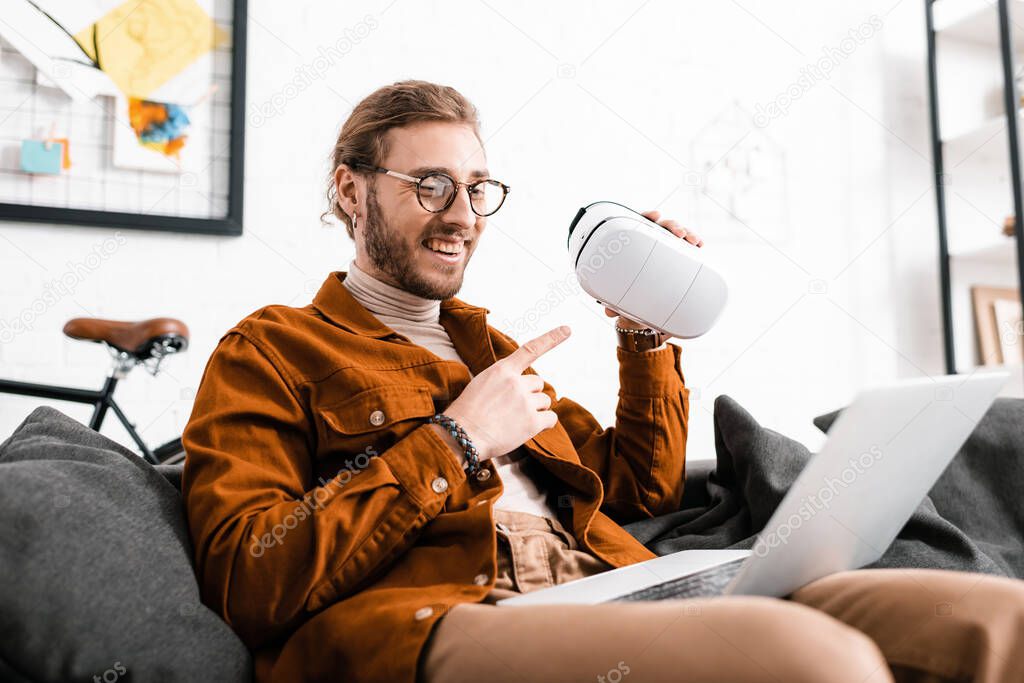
[
  {"xmin": 942, "ymin": 109, "xmax": 1015, "ymax": 147},
  {"xmin": 934, "ymin": 0, "xmax": 1024, "ymax": 47},
  {"xmin": 926, "ymin": 0, "xmax": 1024, "ymax": 390},
  {"xmin": 949, "ymin": 239, "xmax": 1017, "ymax": 262}
]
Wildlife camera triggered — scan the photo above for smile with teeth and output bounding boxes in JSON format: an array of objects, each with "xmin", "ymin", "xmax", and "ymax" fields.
[{"xmin": 423, "ymin": 238, "xmax": 465, "ymax": 256}]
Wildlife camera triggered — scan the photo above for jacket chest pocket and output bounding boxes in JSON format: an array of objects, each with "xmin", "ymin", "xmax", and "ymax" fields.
[{"xmin": 315, "ymin": 384, "xmax": 438, "ymax": 459}]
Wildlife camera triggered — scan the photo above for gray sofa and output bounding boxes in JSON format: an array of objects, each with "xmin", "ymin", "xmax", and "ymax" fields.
[
  {"xmin": 0, "ymin": 407, "xmax": 253, "ymax": 683},
  {"xmin": 0, "ymin": 405, "xmax": 714, "ymax": 682}
]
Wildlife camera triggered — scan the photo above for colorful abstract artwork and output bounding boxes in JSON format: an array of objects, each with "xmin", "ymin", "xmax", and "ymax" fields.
[{"xmin": 128, "ymin": 98, "xmax": 191, "ymax": 159}]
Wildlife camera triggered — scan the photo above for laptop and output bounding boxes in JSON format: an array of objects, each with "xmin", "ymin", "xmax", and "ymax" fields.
[{"xmin": 498, "ymin": 371, "xmax": 1009, "ymax": 606}]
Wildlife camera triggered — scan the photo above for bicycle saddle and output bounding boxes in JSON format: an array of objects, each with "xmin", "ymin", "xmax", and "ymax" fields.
[{"xmin": 63, "ymin": 317, "xmax": 190, "ymax": 359}]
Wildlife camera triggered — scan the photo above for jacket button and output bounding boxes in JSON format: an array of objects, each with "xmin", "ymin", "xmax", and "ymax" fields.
[
  {"xmin": 369, "ymin": 410, "xmax": 386, "ymax": 426},
  {"xmin": 414, "ymin": 606, "xmax": 433, "ymax": 621},
  {"xmin": 473, "ymin": 573, "xmax": 489, "ymax": 585},
  {"xmin": 475, "ymin": 468, "xmax": 491, "ymax": 482},
  {"xmin": 431, "ymin": 476, "xmax": 449, "ymax": 494}
]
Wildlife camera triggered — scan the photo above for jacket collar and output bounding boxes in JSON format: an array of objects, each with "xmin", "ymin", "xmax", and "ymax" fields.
[{"xmin": 311, "ymin": 270, "xmax": 491, "ymax": 340}]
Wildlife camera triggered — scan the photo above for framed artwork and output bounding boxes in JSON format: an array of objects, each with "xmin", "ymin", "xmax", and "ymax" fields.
[
  {"xmin": 993, "ymin": 297, "xmax": 1023, "ymax": 365},
  {"xmin": 972, "ymin": 285, "xmax": 1022, "ymax": 366},
  {"xmin": 0, "ymin": 0, "xmax": 247, "ymax": 235}
]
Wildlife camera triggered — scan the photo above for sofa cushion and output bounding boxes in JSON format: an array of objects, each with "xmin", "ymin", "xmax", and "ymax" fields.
[
  {"xmin": 813, "ymin": 397, "xmax": 1024, "ymax": 575},
  {"xmin": 0, "ymin": 406, "xmax": 251, "ymax": 682}
]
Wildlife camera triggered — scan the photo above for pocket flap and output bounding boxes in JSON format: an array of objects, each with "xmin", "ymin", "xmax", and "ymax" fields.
[{"xmin": 318, "ymin": 385, "xmax": 436, "ymax": 435}]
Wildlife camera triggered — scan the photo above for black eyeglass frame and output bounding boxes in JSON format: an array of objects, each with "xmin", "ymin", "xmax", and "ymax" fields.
[{"xmin": 354, "ymin": 163, "xmax": 511, "ymax": 216}]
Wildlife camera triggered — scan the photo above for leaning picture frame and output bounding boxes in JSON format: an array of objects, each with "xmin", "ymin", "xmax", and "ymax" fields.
[
  {"xmin": 0, "ymin": 0, "xmax": 247, "ymax": 236},
  {"xmin": 971, "ymin": 285, "xmax": 1021, "ymax": 366}
]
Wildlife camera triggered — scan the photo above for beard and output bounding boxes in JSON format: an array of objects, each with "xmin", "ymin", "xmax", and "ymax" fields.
[{"xmin": 361, "ymin": 182, "xmax": 469, "ymax": 300}]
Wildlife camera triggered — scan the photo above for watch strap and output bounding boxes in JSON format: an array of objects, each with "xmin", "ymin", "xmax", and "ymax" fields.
[{"xmin": 615, "ymin": 326, "xmax": 668, "ymax": 352}]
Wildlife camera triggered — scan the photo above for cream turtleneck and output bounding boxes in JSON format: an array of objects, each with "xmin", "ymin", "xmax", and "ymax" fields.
[
  {"xmin": 341, "ymin": 259, "xmax": 559, "ymax": 520},
  {"xmin": 341, "ymin": 259, "xmax": 462, "ymax": 363}
]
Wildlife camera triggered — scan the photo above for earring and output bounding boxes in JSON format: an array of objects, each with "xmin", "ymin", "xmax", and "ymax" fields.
[{"xmin": 352, "ymin": 213, "xmax": 358, "ymax": 231}]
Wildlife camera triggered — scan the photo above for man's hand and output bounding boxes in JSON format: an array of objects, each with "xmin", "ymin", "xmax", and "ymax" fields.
[
  {"xmin": 604, "ymin": 210, "xmax": 704, "ymax": 332},
  {"xmin": 440, "ymin": 326, "xmax": 571, "ymax": 462}
]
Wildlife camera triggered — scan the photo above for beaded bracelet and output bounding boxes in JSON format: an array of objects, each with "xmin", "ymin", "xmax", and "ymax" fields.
[{"xmin": 427, "ymin": 413, "xmax": 481, "ymax": 475}]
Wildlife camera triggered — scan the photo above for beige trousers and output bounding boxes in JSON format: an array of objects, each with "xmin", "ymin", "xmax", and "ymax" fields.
[{"xmin": 420, "ymin": 510, "xmax": 1024, "ymax": 683}]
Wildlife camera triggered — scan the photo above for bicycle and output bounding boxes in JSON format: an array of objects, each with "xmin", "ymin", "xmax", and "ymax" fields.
[{"xmin": 0, "ymin": 317, "xmax": 190, "ymax": 464}]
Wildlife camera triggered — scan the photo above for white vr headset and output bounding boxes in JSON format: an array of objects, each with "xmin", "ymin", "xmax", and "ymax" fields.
[{"xmin": 568, "ymin": 201, "xmax": 728, "ymax": 339}]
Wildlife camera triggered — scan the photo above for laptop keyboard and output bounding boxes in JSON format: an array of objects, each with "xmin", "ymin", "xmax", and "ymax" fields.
[{"xmin": 615, "ymin": 558, "xmax": 747, "ymax": 602}]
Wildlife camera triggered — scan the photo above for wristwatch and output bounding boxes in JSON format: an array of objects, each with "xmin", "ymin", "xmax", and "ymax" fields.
[{"xmin": 615, "ymin": 325, "xmax": 669, "ymax": 352}]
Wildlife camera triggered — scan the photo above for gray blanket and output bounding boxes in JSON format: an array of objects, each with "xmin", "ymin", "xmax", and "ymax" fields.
[{"xmin": 623, "ymin": 395, "xmax": 1024, "ymax": 577}]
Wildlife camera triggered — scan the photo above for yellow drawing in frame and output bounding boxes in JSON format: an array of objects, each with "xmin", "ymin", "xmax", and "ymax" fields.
[{"xmin": 73, "ymin": 0, "xmax": 229, "ymax": 99}]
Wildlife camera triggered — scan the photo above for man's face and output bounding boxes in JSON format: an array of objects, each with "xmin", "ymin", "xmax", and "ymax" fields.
[{"xmin": 355, "ymin": 121, "xmax": 489, "ymax": 300}]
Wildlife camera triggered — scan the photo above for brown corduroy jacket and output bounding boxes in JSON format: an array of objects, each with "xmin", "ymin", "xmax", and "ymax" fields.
[{"xmin": 181, "ymin": 270, "xmax": 690, "ymax": 683}]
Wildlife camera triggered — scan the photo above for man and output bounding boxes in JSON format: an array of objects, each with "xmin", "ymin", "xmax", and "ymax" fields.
[{"xmin": 182, "ymin": 80, "xmax": 1024, "ymax": 683}]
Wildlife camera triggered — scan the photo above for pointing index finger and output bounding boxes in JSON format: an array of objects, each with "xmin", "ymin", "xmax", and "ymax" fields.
[{"xmin": 503, "ymin": 325, "xmax": 571, "ymax": 373}]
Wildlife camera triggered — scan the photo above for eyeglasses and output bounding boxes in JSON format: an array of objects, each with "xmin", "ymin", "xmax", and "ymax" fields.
[{"xmin": 354, "ymin": 163, "xmax": 510, "ymax": 217}]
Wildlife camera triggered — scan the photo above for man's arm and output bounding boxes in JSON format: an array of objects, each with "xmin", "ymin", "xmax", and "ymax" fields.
[
  {"xmin": 534, "ymin": 342, "xmax": 690, "ymax": 524},
  {"xmin": 181, "ymin": 330, "xmax": 466, "ymax": 649}
]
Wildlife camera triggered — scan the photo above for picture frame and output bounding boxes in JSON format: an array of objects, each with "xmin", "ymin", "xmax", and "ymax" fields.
[
  {"xmin": 994, "ymin": 296, "xmax": 1024, "ymax": 365},
  {"xmin": 0, "ymin": 0, "xmax": 247, "ymax": 236},
  {"xmin": 971, "ymin": 285, "xmax": 1021, "ymax": 366}
]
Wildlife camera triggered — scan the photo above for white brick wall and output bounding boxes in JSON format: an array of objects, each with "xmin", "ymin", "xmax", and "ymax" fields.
[{"xmin": 0, "ymin": 0, "xmax": 943, "ymax": 462}]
